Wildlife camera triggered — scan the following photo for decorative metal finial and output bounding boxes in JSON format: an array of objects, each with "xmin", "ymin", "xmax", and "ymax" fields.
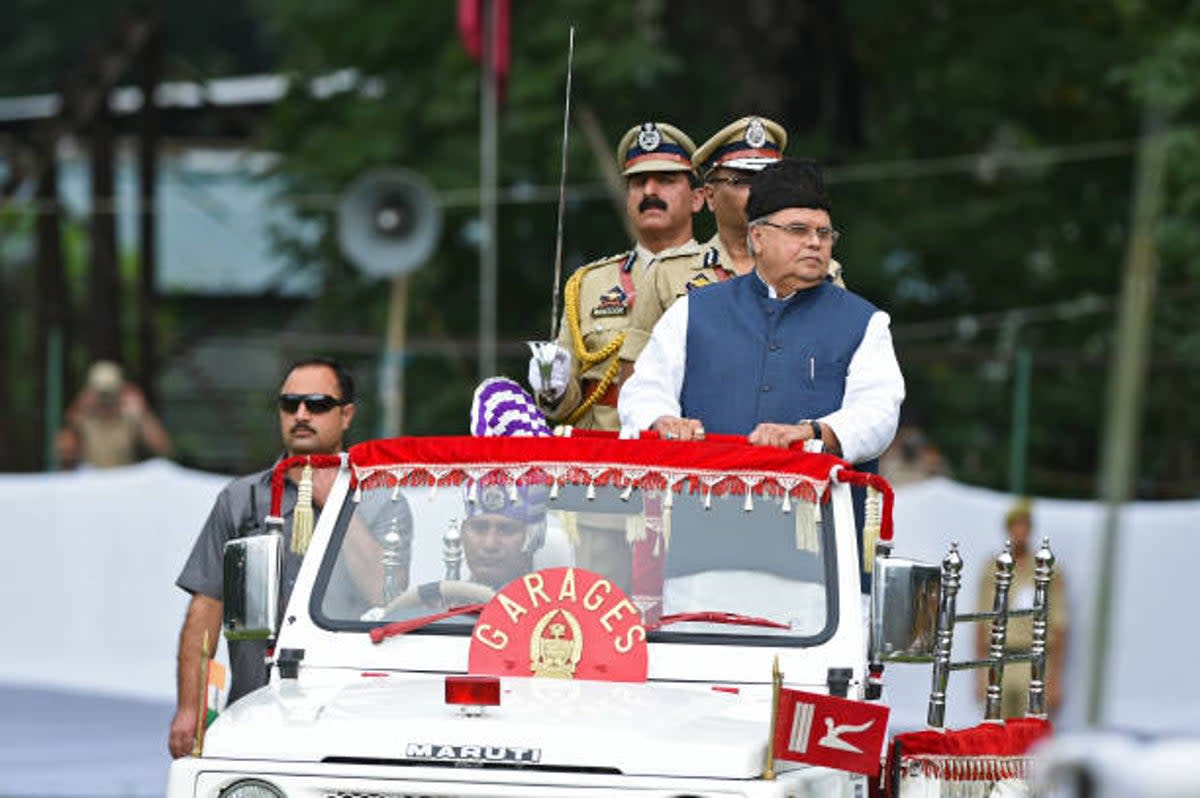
[
  {"xmin": 442, "ymin": 518, "xmax": 463, "ymax": 581},
  {"xmin": 1034, "ymin": 537, "xmax": 1055, "ymax": 572},
  {"xmin": 927, "ymin": 542, "xmax": 964, "ymax": 728},
  {"xmin": 942, "ymin": 541, "xmax": 964, "ymax": 579},
  {"xmin": 381, "ymin": 517, "xmax": 405, "ymax": 604},
  {"xmin": 1028, "ymin": 537, "xmax": 1056, "ymax": 718},
  {"xmin": 984, "ymin": 540, "xmax": 1016, "ymax": 720}
]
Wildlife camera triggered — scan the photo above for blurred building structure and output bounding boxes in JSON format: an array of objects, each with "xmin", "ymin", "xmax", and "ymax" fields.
[{"xmin": 0, "ymin": 65, "xmax": 358, "ymax": 472}]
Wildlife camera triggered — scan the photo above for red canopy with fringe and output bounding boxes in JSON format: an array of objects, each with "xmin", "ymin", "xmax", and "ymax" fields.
[{"xmin": 268, "ymin": 432, "xmax": 894, "ymax": 542}]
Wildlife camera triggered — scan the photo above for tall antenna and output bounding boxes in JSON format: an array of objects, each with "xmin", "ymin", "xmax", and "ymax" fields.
[{"xmin": 548, "ymin": 26, "xmax": 575, "ymax": 341}]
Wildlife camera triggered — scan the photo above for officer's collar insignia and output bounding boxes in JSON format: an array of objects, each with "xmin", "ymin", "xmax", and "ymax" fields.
[
  {"xmin": 686, "ymin": 275, "xmax": 713, "ymax": 292},
  {"xmin": 620, "ymin": 251, "xmax": 637, "ymax": 273},
  {"xmin": 745, "ymin": 117, "xmax": 768, "ymax": 148},
  {"xmin": 637, "ymin": 122, "xmax": 661, "ymax": 152},
  {"xmin": 467, "ymin": 566, "xmax": 649, "ymax": 682},
  {"xmin": 592, "ymin": 284, "xmax": 630, "ymax": 317},
  {"xmin": 703, "ymin": 247, "xmax": 719, "ymax": 267},
  {"xmin": 480, "ymin": 484, "xmax": 508, "ymax": 512}
]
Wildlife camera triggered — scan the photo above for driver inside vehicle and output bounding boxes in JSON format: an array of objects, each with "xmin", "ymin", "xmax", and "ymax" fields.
[
  {"xmin": 348, "ymin": 481, "xmax": 557, "ymax": 621},
  {"xmin": 461, "ymin": 482, "xmax": 549, "ymax": 589}
]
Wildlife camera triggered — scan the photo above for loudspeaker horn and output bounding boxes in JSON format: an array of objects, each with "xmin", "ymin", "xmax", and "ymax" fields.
[{"xmin": 337, "ymin": 168, "xmax": 442, "ymax": 278}]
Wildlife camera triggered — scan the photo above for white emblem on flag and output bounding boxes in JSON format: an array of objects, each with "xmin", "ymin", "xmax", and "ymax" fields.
[
  {"xmin": 788, "ymin": 701, "xmax": 815, "ymax": 753},
  {"xmin": 817, "ymin": 717, "xmax": 876, "ymax": 754}
]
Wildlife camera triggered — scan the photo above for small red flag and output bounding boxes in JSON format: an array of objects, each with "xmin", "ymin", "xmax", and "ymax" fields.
[
  {"xmin": 773, "ymin": 688, "xmax": 890, "ymax": 776},
  {"xmin": 456, "ymin": 0, "xmax": 510, "ymax": 101},
  {"xmin": 456, "ymin": 0, "xmax": 483, "ymax": 61}
]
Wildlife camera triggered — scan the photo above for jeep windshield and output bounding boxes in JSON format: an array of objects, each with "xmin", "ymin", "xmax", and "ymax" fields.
[{"xmin": 309, "ymin": 435, "xmax": 846, "ymax": 646}]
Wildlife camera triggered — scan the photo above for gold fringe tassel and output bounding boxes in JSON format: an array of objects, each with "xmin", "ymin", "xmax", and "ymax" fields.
[
  {"xmin": 862, "ymin": 485, "xmax": 881, "ymax": 572},
  {"xmin": 794, "ymin": 498, "xmax": 820, "ymax": 553},
  {"xmin": 291, "ymin": 462, "xmax": 315, "ymax": 555}
]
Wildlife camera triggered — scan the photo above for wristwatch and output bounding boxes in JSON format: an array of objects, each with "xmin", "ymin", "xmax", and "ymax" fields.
[{"xmin": 801, "ymin": 419, "xmax": 823, "ymax": 443}]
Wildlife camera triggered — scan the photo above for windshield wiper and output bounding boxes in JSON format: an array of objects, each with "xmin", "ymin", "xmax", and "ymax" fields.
[
  {"xmin": 372, "ymin": 607, "xmax": 789, "ymax": 643},
  {"xmin": 646, "ymin": 611, "xmax": 791, "ymax": 632},
  {"xmin": 369, "ymin": 603, "xmax": 487, "ymax": 643}
]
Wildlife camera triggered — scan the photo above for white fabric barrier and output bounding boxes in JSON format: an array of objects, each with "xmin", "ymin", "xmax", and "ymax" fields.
[
  {"xmin": 884, "ymin": 477, "xmax": 1198, "ymax": 735},
  {"xmin": 0, "ymin": 460, "xmax": 228, "ymax": 701},
  {"xmin": 0, "ymin": 466, "xmax": 1194, "ymax": 734}
]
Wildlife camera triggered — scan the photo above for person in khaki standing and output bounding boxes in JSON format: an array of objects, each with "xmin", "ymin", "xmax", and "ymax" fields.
[
  {"xmin": 56, "ymin": 360, "xmax": 173, "ymax": 469},
  {"xmin": 975, "ymin": 499, "xmax": 1068, "ymax": 719},
  {"xmin": 630, "ymin": 116, "xmax": 846, "ymax": 339},
  {"xmin": 527, "ymin": 121, "xmax": 704, "ymax": 431}
]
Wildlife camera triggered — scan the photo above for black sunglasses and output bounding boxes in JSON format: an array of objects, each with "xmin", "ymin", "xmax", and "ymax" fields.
[{"xmin": 277, "ymin": 393, "xmax": 347, "ymax": 414}]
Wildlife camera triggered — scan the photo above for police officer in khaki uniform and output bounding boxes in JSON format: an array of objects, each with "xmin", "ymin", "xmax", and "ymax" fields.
[
  {"xmin": 528, "ymin": 121, "xmax": 704, "ymax": 431},
  {"xmin": 695, "ymin": 115, "xmax": 790, "ymax": 280},
  {"xmin": 629, "ymin": 116, "xmax": 845, "ymax": 338},
  {"xmin": 975, "ymin": 499, "xmax": 1068, "ymax": 718}
]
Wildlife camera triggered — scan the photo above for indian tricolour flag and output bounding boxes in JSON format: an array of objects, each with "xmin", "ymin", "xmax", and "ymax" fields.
[{"xmin": 204, "ymin": 659, "xmax": 228, "ymax": 728}]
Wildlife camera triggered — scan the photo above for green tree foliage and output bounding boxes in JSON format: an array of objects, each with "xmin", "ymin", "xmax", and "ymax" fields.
[
  {"xmin": 252, "ymin": 0, "xmax": 1200, "ymax": 496},
  {"xmin": 0, "ymin": 0, "xmax": 276, "ymax": 94},
  {"xmin": 7, "ymin": 0, "xmax": 1193, "ymax": 492},
  {"xmin": 845, "ymin": 0, "xmax": 1200, "ymax": 497},
  {"xmin": 254, "ymin": 0, "xmax": 701, "ymax": 435}
]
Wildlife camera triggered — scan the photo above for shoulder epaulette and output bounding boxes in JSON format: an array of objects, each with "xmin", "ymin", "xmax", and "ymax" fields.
[
  {"xmin": 656, "ymin": 240, "xmax": 703, "ymax": 260},
  {"xmin": 576, "ymin": 250, "xmax": 632, "ymax": 274}
]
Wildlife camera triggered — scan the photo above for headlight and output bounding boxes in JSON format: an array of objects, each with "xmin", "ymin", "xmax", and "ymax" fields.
[{"xmin": 218, "ymin": 779, "xmax": 285, "ymax": 798}]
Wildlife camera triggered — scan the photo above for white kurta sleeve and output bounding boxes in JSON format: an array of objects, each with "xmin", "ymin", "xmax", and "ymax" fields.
[
  {"xmin": 820, "ymin": 311, "xmax": 905, "ymax": 464},
  {"xmin": 618, "ymin": 296, "xmax": 690, "ymax": 430}
]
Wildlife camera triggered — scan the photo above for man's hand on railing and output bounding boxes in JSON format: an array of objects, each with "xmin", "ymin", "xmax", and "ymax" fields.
[{"xmin": 651, "ymin": 415, "xmax": 706, "ymax": 441}]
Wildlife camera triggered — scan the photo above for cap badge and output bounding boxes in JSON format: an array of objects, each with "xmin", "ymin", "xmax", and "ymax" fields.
[
  {"xmin": 480, "ymin": 484, "xmax": 508, "ymax": 512},
  {"xmin": 637, "ymin": 122, "xmax": 662, "ymax": 152},
  {"xmin": 745, "ymin": 117, "xmax": 768, "ymax": 149}
]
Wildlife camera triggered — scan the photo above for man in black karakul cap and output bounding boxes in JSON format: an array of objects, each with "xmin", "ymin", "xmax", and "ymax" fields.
[{"xmin": 618, "ymin": 157, "xmax": 905, "ymax": 466}]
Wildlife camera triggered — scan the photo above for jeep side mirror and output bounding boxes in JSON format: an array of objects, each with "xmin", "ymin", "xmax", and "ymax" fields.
[
  {"xmin": 223, "ymin": 533, "xmax": 282, "ymax": 641},
  {"xmin": 870, "ymin": 555, "xmax": 941, "ymax": 662}
]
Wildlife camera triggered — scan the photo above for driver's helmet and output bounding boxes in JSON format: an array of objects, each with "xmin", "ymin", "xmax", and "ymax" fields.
[{"xmin": 464, "ymin": 481, "xmax": 551, "ymax": 554}]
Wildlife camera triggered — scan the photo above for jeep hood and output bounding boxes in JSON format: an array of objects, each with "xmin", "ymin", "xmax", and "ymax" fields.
[{"xmin": 203, "ymin": 674, "xmax": 772, "ymax": 779}]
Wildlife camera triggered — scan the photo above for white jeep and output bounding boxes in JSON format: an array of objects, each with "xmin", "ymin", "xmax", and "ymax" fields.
[{"xmin": 167, "ymin": 433, "xmax": 1044, "ymax": 797}]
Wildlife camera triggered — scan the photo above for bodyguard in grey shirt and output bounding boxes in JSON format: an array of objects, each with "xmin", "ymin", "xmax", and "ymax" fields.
[
  {"xmin": 176, "ymin": 465, "xmax": 301, "ymax": 704},
  {"xmin": 169, "ymin": 357, "xmax": 359, "ymax": 759}
]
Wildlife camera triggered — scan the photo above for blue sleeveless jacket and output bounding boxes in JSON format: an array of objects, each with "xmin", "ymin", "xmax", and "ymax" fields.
[{"xmin": 679, "ymin": 274, "xmax": 877, "ymax": 436}]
